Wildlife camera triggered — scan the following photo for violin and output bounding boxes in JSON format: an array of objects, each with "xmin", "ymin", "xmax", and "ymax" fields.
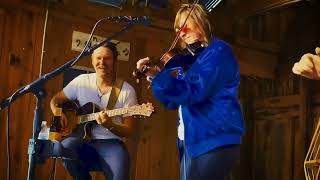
[{"xmin": 133, "ymin": 41, "xmax": 205, "ymax": 82}]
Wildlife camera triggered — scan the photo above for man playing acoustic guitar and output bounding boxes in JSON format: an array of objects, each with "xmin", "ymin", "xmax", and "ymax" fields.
[{"xmin": 50, "ymin": 43, "xmax": 138, "ymax": 180}]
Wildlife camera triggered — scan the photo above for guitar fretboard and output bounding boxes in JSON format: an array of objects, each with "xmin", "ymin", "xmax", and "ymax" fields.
[{"xmin": 79, "ymin": 108, "xmax": 128, "ymax": 124}]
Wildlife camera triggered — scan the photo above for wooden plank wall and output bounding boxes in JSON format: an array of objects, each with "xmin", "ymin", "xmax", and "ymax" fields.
[
  {"xmin": 0, "ymin": 0, "xmax": 180, "ymax": 180},
  {"xmin": 227, "ymin": 1, "xmax": 318, "ymax": 180},
  {"xmin": 253, "ymin": 95, "xmax": 304, "ymax": 180},
  {"xmin": 0, "ymin": 3, "xmax": 46, "ymax": 180},
  {"xmin": 1, "ymin": 0, "xmax": 318, "ymax": 180}
]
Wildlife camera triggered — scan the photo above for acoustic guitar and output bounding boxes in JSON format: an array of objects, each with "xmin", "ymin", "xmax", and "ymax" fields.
[{"xmin": 52, "ymin": 102, "xmax": 154, "ymax": 140}]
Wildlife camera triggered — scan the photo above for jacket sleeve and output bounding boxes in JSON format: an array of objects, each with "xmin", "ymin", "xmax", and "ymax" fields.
[{"xmin": 150, "ymin": 41, "xmax": 240, "ymax": 106}]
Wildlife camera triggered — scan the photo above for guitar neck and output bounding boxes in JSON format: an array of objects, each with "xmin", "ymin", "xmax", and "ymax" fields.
[{"xmin": 79, "ymin": 107, "xmax": 128, "ymax": 124}]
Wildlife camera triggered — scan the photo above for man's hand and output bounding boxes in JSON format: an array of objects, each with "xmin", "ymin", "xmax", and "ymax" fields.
[
  {"xmin": 96, "ymin": 110, "xmax": 113, "ymax": 128},
  {"xmin": 60, "ymin": 113, "xmax": 68, "ymax": 128},
  {"xmin": 292, "ymin": 47, "xmax": 320, "ymax": 79},
  {"xmin": 50, "ymin": 91, "xmax": 70, "ymax": 128}
]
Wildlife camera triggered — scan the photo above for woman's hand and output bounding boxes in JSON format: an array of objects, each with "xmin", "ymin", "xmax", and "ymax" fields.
[{"xmin": 136, "ymin": 57, "xmax": 160, "ymax": 80}]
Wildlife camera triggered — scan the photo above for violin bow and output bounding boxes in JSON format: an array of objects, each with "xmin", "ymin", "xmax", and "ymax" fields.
[{"xmin": 168, "ymin": 0, "xmax": 200, "ymax": 51}]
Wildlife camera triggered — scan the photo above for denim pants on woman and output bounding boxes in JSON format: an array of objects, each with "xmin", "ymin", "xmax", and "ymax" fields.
[
  {"xmin": 179, "ymin": 140, "xmax": 240, "ymax": 180},
  {"xmin": 61, "ymin": 137, "xmax": 129, "ymax": 180}
]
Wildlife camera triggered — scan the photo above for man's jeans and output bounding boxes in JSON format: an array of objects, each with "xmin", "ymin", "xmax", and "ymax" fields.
[{"xmin": 61, "ymin": 137, "xmax": 129, "ymax": 180}]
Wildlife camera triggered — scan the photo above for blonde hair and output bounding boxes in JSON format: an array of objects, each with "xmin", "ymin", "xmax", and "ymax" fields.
[{"xmin": 174, "ymin": 4, "xmax": 212, "ymax": 48}]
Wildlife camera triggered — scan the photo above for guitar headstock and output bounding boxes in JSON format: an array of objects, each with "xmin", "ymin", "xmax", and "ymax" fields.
[{"xmin": 127, "ymin": 103, "xmax": 154, "ymax": 117}]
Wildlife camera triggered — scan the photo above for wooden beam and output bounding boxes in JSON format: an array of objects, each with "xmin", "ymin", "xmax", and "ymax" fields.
[
  {"xmin": 236, "ymin": 37, "xmax": 280, "ymax": 53},
  {"xmin": 254, "ymin": 95, "xmax": 301, "ymax": 109},
  {"xmin": 0, "ymin": 1, "xmax": 46, "ymax": 14},
  {"xmin": 50, "ymin": 0, "xmax": 176, "ymax": 22},
  {"xmin": 232, "ymin": 44, "xmax": 278, "ymax": 78},
  {"xmin": 255, "ymin": 111, "xmax": 300, "ymax": 121},
  {"xmin": 233, "ymin": 0, "xmax": 304, "ymax": 19}
]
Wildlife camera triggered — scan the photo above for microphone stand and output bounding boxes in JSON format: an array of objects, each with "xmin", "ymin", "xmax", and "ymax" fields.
[{"xmin": 0, "ymin": 19, "xmax": 138, "ymax": 180}]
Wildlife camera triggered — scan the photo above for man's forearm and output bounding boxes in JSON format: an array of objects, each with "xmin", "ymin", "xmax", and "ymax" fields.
[
  {"xmin": 108, "ymin": 123, "xmax": 133, "ymax": 137},
  {"xmin": 50, "ymin": 91, "xmax": 69, "ymax": 114}
]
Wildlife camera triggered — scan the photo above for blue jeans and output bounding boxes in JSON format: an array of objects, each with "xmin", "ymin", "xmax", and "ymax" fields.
[
  {"xmin": 61, "ymin": 137, "xmax": 129, "ymax": 180},
  {"xmin": 180, "ymin": 141, "xmax": 240, "ymax": 180}
]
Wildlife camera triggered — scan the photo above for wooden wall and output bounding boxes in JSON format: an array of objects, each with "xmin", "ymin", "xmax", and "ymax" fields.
[
  {"xmin": 0, "ymin": 2, "xmax": 46, "ymax": 180},
  {"xmin": 229, "ymin": 1, "xmax": 318, "ymax": 180},
  {"xmin": 0, "ymin": 0, "xmax": 180, "ymax": 180},
  {"xmin": 0, "ymin": 0, "xmax": 318, "ymax": 180}
]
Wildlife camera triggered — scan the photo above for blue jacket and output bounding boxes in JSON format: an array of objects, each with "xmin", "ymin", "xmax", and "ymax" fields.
[{"xmin": 150, "ymin": 38, "xmax": 245, "ymax": 158}]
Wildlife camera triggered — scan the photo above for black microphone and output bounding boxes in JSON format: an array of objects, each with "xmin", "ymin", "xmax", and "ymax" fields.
[{"xmin": 107, "ymin": 16, "xmax": 151, "ymax": 25}]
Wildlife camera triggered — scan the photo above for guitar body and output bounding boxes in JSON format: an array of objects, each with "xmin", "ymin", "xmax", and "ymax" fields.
[{"xmin": 60, "ymin": 102, "xmax": 101, "ymax": 139}]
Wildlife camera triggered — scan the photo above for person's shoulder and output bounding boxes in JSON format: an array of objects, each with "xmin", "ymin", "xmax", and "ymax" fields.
[
  {"xmin": 205, "ymin": 38, "xmax": 235, "ymax": 58},
  {"xmin": 209, "ymin": 37, "xmax": 231, "ymax": 50},
  {"xmin": 122, "ymin": 81, "xmax": 134, "ymax": 88},
  {"xmin": 74, "ymin": 73, "xmax": 94, "ymax": 78},
  {"xmin": 71, "ymin": 73, "xmax": 95, "ymax": 84},
  {"xmin": 77, "ymin": 73, "xmax": 96, "ymax": 80},
  {"xmin": 121, "ymin": 81, "xmax": 136, "ymax": 92}
]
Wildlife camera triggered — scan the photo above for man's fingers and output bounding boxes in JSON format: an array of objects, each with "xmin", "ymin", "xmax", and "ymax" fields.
[
  {"xmin": 296, "ymin": 54, "xmax": 314, "ymax": 70},
  {"xmin": 96, "ymin": 111, "xmax": 109, "ymax": 124},
  {"xmin": 300, "ymin": 73, "xmax": 314, "ymax": 79},
  {"xmin": 96, "ymin": 113, "xmax": 103, "ymax": 124},
  {"xmin": 62, "ymin": 118, "xmax": 67, "ymax": 127},
  {"xmin": 292, "ymin": 63, "xmax": 311, "ymax": 75},
  {"xmin": 292, "ymin": 63, "xmax": 302, "ymax": 75},
  {"xmin": 315, "ymin": 47, "xmax": 320, "ymax": 55},
  {"xmin": 294, "ymin": 61, "xmax": 313, "ymax": 74},
  {"xmin": 312, "ymin": 54, "xmax": 320, "ymax": 77},
  {"xmin": 61, "ymin": 114, "xmax": 68, "ymax": 128},
  {"xmin": 292, "ymin": 62, "xmax": 314, "ymax": 79}
]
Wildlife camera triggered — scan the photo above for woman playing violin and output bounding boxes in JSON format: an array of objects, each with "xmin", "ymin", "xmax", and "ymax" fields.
[{"xmin": 136, "ymin": 4, "xmax": 245, "ymax": 180}]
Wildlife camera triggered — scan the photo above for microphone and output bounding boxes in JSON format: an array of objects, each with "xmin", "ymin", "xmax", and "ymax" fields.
[{"xmin": 107, "ymin": 16, "xmax": 151, "ymax": 25}]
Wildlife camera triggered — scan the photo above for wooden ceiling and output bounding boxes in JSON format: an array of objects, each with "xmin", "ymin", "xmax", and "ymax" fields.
[{"xmin": 0, "ymin": 0, "xmax": 305, "ymax": 22}]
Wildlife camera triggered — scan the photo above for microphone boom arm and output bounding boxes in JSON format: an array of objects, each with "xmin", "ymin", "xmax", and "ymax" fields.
[{"xmin": 0, "ymin": 19, "xmax": 138, "ymax": 110}]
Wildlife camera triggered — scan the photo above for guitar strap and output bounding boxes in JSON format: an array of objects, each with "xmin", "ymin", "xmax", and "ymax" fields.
[
  {"xmin": 83, "ymin": 78, "xmax": 124, "ymax": 142},
  {"xmin": 107, "ymin": 78, "xmax": 124, "ymax": 109}
]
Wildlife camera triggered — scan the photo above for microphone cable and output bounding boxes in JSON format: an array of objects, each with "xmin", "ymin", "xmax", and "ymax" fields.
[
  {"xmin": 71, "ymin": 15, "xmax": 149, "ymax": 67},
  {"xmin": 70, "ymin": 17, "xmax": 110, "ymax": 67},
  {"xmin": 5, "ymin": 86, "xmax": 26, "ymax": 180}
]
